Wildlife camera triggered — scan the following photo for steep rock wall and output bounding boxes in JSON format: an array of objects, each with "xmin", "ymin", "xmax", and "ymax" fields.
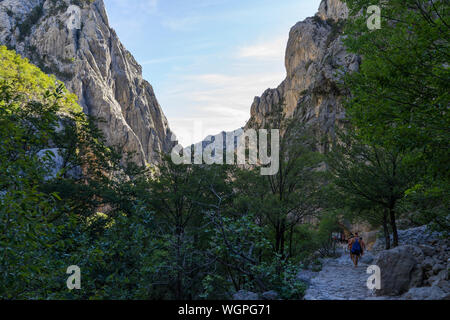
[{"xmin": 0, "ymin": 0, "xmax": 175, "ymax": 165}]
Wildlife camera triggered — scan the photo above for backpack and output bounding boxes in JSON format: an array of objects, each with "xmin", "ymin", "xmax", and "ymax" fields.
[{"xmin": 351, "ymin": 238, "xmax": 361, "ymax": 253}]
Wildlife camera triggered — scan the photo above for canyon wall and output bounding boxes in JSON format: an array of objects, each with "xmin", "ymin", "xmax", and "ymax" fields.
[
  {"xmin": 0, "ymin": 0, "xmax": 174, "ymax": 165},
  {"xmin": 246, "ymin": 0, "xmax": 359, "ymax": 152}
]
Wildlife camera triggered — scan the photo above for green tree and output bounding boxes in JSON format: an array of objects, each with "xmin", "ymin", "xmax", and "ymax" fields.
[
  {"xmin": 327, "ymin": 130, "xmax": 419, "ymax": 247},
  {"xmin": 0, "ymin": 46, "xmax": 131, "ymax": 299},
  {"xmin": 236, "ymin": 103, "xmax": 325, "ymax": 259},
  {"xmin": 342, "ymin": 0, "xmax": 449, "ymax": 232}
]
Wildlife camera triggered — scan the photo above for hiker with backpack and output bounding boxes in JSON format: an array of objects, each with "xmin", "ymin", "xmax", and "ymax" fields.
[
  {"xmin": 349, "ymin": 232, "xmax": 365, "ymax": 267},
  {"xmin": 347, "ymin": 234, "xmax": 354, "ymax": 257}
]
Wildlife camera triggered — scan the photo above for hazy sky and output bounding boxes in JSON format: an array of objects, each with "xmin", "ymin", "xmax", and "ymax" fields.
[{"xmin": 104, "ymin": 0, "xmax": 321, "ymax": 146}]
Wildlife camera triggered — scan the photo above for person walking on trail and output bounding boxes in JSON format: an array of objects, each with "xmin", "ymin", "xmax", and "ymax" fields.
[
  {"xmin": 347, "ymin": 234, "xmax": 354, "ymax": 260},
  {"xmin": 349, "ymin": 233, "xmax": 365, "ymax": 267},
  {"xmin": 360, "ymin": 237, "xmax": 366, "ymax": 256}
]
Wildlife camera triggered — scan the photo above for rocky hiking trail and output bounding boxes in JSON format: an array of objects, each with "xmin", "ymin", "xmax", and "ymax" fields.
[
  {"xmin": 234, "ymin": 226, "xmax": 448, "ymax": 300},
  {"xmin": 298, "ymin": 225, "xmax": 449, "ymax": 300},
  {"xmin": 300, "ymin": 250, "xmax": 381, "ymax": 300}
]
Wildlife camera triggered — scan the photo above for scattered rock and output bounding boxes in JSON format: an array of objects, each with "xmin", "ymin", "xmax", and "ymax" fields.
[
  {"xmin": 433, "ymin": 264, "xmax": 445, "ymax": 275},
  {"xmin": 372, "ymin": 225, "xmax": 442, "ymax": 253},
  {"xmin": 261, "ymin": 291, "xmax": 279, "ymax": 300},
  {"xmin": 303, "ymin": 249, "xmax": 375, "ymax": 300},
  {"xmin": 402, "ymin": 286, "xmax": 448, "ymax": 300},
  {"xmin": 421, "ymin": 257, "xmax": 434, "ymax": 271},
  {"xmin": 431, "ymin": 270, "xmax": 448, "ymax": 285},
  {"xmin": 304, "ymin": 225, "xmax": 449, "ymax": 300},
  {"xmin": 297, "ymin": 269, "xmax": 319, "ymax": 286},
  {"xmin": 419, "ymin": 245, "xmax": 436, "ymax": 257},
  {"xmin": 434, "ymin": 280, "xmax": 450, "ymax": 292},
  {"xmin": 232, "ymin": 290, "xmax": 259, "ymax": 300}
]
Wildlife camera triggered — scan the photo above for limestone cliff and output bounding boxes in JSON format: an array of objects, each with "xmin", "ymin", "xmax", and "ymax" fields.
[
  {"xmin": 246, "ymin": 0, "xmax": 359, "ymax": 152},
  {"xmin": 0, "ymin": 0, "xmax": 174, "ymax": 165}
]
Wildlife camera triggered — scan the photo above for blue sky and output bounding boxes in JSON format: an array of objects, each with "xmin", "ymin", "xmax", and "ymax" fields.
[{"xmin": 104, "ymin": 0, "xmax": 321, "ymax": 146}]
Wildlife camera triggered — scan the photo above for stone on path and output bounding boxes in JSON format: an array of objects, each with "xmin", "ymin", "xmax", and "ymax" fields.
[{"xmin": 303, "ymin": 251, "xmax": 378, "ymax": 300}]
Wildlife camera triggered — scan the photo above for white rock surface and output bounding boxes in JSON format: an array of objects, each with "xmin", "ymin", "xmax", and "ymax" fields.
[
  {"xmin": 246, "ymin": 0, "xmax": 359, "ymax": 152},
  {"xmin": 0, "ymin": 0, "xmax": 174, "ymax": 165}
]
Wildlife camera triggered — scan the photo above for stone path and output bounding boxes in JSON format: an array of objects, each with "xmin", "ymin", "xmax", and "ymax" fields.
[{"xmin": 302, "ymin": 251, "xmax": 379, "ymax": 300}]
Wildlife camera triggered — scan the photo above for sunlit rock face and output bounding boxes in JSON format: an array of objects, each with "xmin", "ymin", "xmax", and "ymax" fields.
[
  {"xmin": 0, "ymin": 0, "xmax": 175, "ymax": 165},
  {"xmin": 246, "ymin": 0, "xmax": 360, "ymax": 153}
]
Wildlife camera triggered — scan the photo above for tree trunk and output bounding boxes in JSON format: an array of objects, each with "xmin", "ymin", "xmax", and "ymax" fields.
[
  {"xmin": 280, "ymin": 225, "xmax": 285, "ymax": 257},
  {"xmin": 176, "ymin": 233, "xmax": 182, "ymax": 299},
  {"xmin": 389, "ymin": 207, "xmax": 399, "ymax": 247},
  {"xmin": 288, "ymin": 225, "xmax": 294, "ymax": 259},
  {"xmin": 275, "ymin": 227, "xmax": 281, "ymax": 253},
  {"xmin": 175, "ymin": 217, "xmax": 184, "ymax": 299},
  {"xmin": 382, "ymin": 209, "xmax": 391, "ymax": 250}
]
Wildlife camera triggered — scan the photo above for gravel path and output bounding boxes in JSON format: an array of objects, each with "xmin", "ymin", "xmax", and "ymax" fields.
[{"xmin": 302, "ymin": 251, "xmax": 380, "ymax": 300}]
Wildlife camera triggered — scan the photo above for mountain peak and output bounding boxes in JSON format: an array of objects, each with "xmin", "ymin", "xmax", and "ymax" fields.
[
  {"xmin": 317, "ymin": 0, "xmax": 349, "ymax": 22},
  {"xmin": 0, "ymin": 0, "xmax": 175, "ymax": 165},
  {"xmin": 247, "ymin": 0, "xmax": 358, "ymax": 153}
]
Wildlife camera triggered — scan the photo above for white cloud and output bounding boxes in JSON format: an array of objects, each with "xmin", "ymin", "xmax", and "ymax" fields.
[
  {"xmin": 162, "ymin": 69, "xmax": 285, "ymax": 146},
  {"xmin": 237, "ymin": 36, "xmax": 287, "ymax": 60},
  {"xmin": 141, "ymin": 56, "xmax": 184, "ymax": 65},
  {"xmin": 159, "ymin": 33, "xmax": 289, "ymax": 146},
  {"xmin": 106, "ymin": 0, "xmax": 158, "ymax": 14},
  {"xmin": 162, "ymin": 15, "xmax": 202, "ymax": 31}
]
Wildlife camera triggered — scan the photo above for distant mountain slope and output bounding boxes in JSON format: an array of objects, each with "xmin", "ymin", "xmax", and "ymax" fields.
[{"xmin": 0, "ymin": 0, "xmax": 175, "ymax": 165}]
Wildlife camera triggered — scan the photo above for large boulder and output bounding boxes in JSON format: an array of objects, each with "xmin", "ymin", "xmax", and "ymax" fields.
[
  {"xmin": 374, "ymin": 245, "xmax": 424, "ymax": 296},
  {"xmin": 232, "ymin": 290, "xmax": 259, "ymax": 300},
  {"xmin": 402, "ymin": 286, "xmax": 449, "ymax": 300}
]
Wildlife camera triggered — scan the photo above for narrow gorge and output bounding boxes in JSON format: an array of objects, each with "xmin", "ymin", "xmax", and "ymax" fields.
[{"xmin": 0, "ymin": 0, "xmax": 448, "ymax": 303}]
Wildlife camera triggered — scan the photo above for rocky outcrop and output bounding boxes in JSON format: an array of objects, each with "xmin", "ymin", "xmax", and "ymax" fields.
[
  {"xmin": 372, "ymin": 225, "xmax": 442, "ymax": 253},
  {"xmin": 373, "ymin": 245, "xmax": 424, "ymax": 296},
  {"xmin": 246, "ymin": 0, "xmax": 359, "ymax": 152},
  {"xmin": 372, "ymin": 226, "xmax": 449, "ymax": 298},
  {"xmin": 0, "ymin": 0, "xmax": 174, "ymax": 165}
]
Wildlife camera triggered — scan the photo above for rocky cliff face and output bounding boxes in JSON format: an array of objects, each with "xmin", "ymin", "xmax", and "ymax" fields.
[
  {"xmin": 0, "ymin": 0, "xmax": 174, "ymax": 165},
  {"xmin": 246, "ymin": 0, "xmax": 359, "ymax": 152}
]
